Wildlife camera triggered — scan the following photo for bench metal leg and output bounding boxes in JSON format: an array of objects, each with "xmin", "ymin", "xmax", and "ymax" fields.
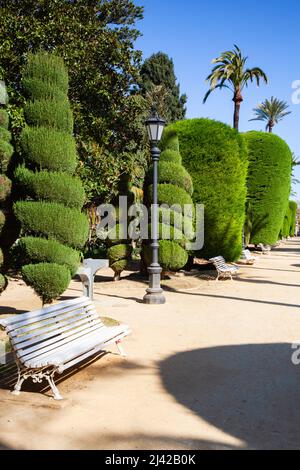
[
  {"xmin": 116, "ymin": 340, "xmax": 127, "ymax": 357},
  {"xmin": 11, "ymin": 366, "xmax": 26, "ymax": 396},
  {"xmin": 45, "ymin": 370, "xmax": 63, "ymax": 401}
]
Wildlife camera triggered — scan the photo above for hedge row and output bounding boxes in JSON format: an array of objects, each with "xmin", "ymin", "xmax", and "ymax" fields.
[
  {"xmin": 244, "ymin": 132, "xmax": 292, "ymax": 245},
  {"xmin": 166, "ymin": 119, "xmax": 248, "ymax": 261}
]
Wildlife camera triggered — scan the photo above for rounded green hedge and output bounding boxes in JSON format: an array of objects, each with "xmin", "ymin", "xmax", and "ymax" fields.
[
  {"xmin": 22, "ymin": 263, "xmax": 71, "ymax": 304},
  {"xmin": 166, "ymin": 118, "xmax": 248, "ymax": 261},
  {"xmin": 23, "ymin": 52, "xmax": 69, "ymax": 94},
  {"xmin": 160, "ymin": 149, "xmax": 182, "ymax": 165},
  {"xmin": 289, "ymin": 201, "xmax": 298, "ymax": 236},
  {"xmin": 0, "ymin": 175, "xmax": 11, "ymax": 202},
  {"xmin": 148, "ymin": 223, "xmax": 186, "ymax": 247},
  {"xmin": 0, "ymin": 128, "xmax": 11, "ymax": 143},
  {"xmin": 144, "ymin": 240, "xmax": 188, "ymax": 272},
  {"xmin": 108, "ymin": 244, "xmax": 132, "ymax": 264},
  {"xmin": 146, "ymin": 162, "xmax": 193, "ymax": 195},
  {"xmin": 24, "ymin": 99, "xmax": 74, "ymax": 134},
  {"xmin": 23, "ymin": 78, "xmax": 67, "ymax": 102},
  {"xmin": 244, "ymin": 131, "xmax": 292, "ymax": 245},
  {"xmin": 0, "ymin": 110, "xmax": 9, "ymax": 129},
  {"xmin": 18, "ymin": 237, "xmax": 81, "ymax": 276},
  {"xmin": 160, "ymin": 128, "xmax": 180, "ymax": 152},
  {"xmin": 14, "ymin": 201, "xmax": 89, "ymax": 249},
  {"xmin": 0, "ymin": 140, "xmax": 14, "ymax": 173},
  {"xmin": 148, "ymin": 184, "xmax": 194, "ymax": 211},
  {"xmin": 20, "ymin": 126, "xmax": 77, "ymax": 173},
  {"xmin": 15, "ymin": 167, "xmax": 85, "ymax": 208}
]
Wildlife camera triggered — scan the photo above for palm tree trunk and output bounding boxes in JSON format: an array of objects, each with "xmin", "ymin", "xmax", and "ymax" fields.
[
  {"xmin": 268, "ymin": 120, "xmax": 274, "ymax": 133},
  {"xmin": 233, "ymin": 91, "xmax": 243, "ymax": 131}
]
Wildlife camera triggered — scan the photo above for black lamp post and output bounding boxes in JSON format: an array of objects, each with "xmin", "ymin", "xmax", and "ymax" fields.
[{"xmin": 143, "ymin": 110, "xmax": 166, "ymax": 305}]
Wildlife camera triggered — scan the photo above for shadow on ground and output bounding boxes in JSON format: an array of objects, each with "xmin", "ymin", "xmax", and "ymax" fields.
[{"xmin": 160, "ymin": 343, "xmax": 300, "ymax": 450}]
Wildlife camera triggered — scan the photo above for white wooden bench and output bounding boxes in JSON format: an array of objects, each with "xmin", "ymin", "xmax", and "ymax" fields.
[
  {"xmin": 258, "ymin": 243, "xmax": 271, "ymax": 254},
  {"xmin": 241, "ymin": 249, "xmax": 259, "ymax": 264},
  {"xmin": 0, "ymin": 297, "xmax": 131, "ymax": 400},
  {"xmin": 209, "ymin": 256, "xmax": 239, "ymax": 281}
]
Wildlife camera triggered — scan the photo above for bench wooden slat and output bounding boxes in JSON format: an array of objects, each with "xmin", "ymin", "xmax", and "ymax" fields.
[
  {"xmin": 1, "ymin": 297, "xmax": 92, "ymax": 331},
  {"xmin": 10, "ymin": 305, "xmax": 96, "ymax": 339},
  {"xmin": 24, "ymin": 324, "xmax": 129, "ymax": 369},
  {"xmin": 18, "ymin": 320, "xmax": 105, "ymax": 362}
]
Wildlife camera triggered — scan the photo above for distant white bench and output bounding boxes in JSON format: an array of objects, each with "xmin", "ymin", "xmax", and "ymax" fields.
[
  {"xmin": 241, "ymin": 249, "xmax": 259, "ymax": 264},
  {"xmin": 209, "ymin": 256, "xmax": 239, "ymax": 281},
  {"xmin": 258, "ymin": 243, "xmax": 271, "ymax": 254},
  {"xmin": 0, "ymin": 297, "xmax": 131, "ymax": 400}
]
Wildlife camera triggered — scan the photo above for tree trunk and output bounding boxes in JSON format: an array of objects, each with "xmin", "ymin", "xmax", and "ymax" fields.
[
  {"xmin": 268, "ymin": 120, "xmax": 274, "ymax": 133},
  {"xmin": 233, "ymin": 91, "xmax": 243, "ymax": 131}
]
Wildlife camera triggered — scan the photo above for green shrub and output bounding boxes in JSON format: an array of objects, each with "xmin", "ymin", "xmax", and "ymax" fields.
[
  {"xmin": 148, "ymin": 223, "xmax": 186, "ymax": 247},
  {"xmin": 244, "ymin": 132, "xmax": 292, "ymax": 245},
  {"xmin": 0, "ymin": 128, "xmax": 11, "ymax": 143},
  {"xmin": 18, "ymin": 237, "xmax": 81, "ymax": 276},
  {"xmin": 0, "ymin": 141, "xmax": 14, "ymax": 172},
  {"xmin": 110, "ymin": 259, "xmax": 128, "ymax": 276},
  {"xmin": 23, "ymin": 79, "xmax": 67, "ymax": 102},
  {"xmin": 144, "ymin": 240, "xmax": 188, "ymax": 271},
  {"xmin": 14, "ymin": 201, "xmax": 89, "ymax": 249},
  {"xmin": 167, "ymin": 119, "xmax": 248, "ymax": 261},
  {"xmin": 22, "ymin": 263, "xmax": 71, "ymax": 304},
  {"xmin": 0, "ymin": 175, "xmax": 11, "ymax": 202},
  {"xmin": 23, "ymin": 52, "xmax": 68, "ymax": 94},
  {"xmin": 20, "ymin": 127, "xmax": 77, "ymax": 173},
  {"xmin": 0, "ymin": 109, "xmax": 9, "ymax": 129},
  {"xmin": 148, "ymin": 184, "xmax": 194, "ymax": 211},
  {"xmin": 24, "ymin": 99, "xmax": 74, "ymax": 134},
  {"xmin": 15, "ymin": 167, "xmax": 85, "ymax": 208},
  {"xmin": 282, "ymin": 205, "xmax": 290, "ymax": 238},
  {"xmin": 0, "ymin": 273, "xmax": 7, "ymax": 292},
  {"xmin": 289, "ymin": 201, "xmax": 298, "ymax": 236},
  {"xmin": 108, "ymin": 244, "xmax": 132, "ymax": 264},
  {"xmin": 158, "ymin": 207, "xmax": 194, "ymax": 237},
  {"xmin": 160, "ymin": 128, "xmax": 180, "ymax": 152},
  {"xmin": 160, "ymin": 149, "xmax": 182, "ymax": 165},
  {"xmin": 106, "ymin": 223, "xmax": 130, "ymax": 245},
  {"xmin": 0, "ymin": 210, "xmax": 5, "ymax": 232},
  {"xmin": 146, "ymin": 162, "xmax": 193, "ymax": 195}
]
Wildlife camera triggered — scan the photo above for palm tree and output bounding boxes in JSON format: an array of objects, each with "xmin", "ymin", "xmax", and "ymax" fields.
[
  {"xmin": 203, "ymin": 45, "xmax": 268, "ymax": 130},
  {"xmin": 250, "ymin": 97, "xmax": 291, "ymax": 133}
]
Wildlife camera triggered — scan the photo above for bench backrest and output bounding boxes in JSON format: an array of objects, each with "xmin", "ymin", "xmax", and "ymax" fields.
[
  {"xmin": 209, "ymin": 256, "xmax": 229, "ymax": 269},
  {"xmin": 0, "ymin": 297, "xmax": 104, "ymax": 364}
]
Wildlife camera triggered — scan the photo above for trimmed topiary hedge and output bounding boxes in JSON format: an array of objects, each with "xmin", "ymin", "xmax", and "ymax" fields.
[
  {"xmin": 160, "ymin": 149, "xmax": 182, "ymax": 165},
  {"xmin": 289, "ymin": 201, "xmax": 298, "ymax": 236},
  {"xmin": 24, "ymin": 99, "xmax": 74, "ymax": 134},
  {"xmin": 0, "ymin": 110, "xmax": 9, "ymax": 129},
  {"xmin": 15, "ymin": 52, "xmax": 87, "ymax": 303},
  {"xmin": 244, "ymin": 131, "xmax": 292, "ymax": 245},
  {"xmin": 144, "ymin": 240, "xmax": 188, "ymax": 272},
  {"xmin": 20, "ymin": 127, "xmax": 77, "ymax": 173},
  {"xmin": 15, "ymin": 167, "xmax": 85, "ymax": 208},
  {"xmin": 0, "ymin": 273, "xmax": 7, "ymax": 292},
  {"xmin": 14, "ymin": 201, "xmax": 88, "ymax": 249},
  {"xmin": 0, "ymin": 128, "xmax": 11, "ymax": 143},
  {"xmin": 142, "ymin": 130, "xmax": 194, "ymax": 272},
  {"xmin": 22, "ymin": 263, "xmax": 71, "ymax": 305},
  {"xmin": 18, "ymin": 237, "xmax": 81, "ymax": 276},
  {"xmin": 146, "ymin": 161, "xmax": 193, "ymax": 195},
  {"xmin": 165, "ymin": 118, "xmax": 248, "ymax": 261},
  {"xmin": 22, "ymin": 52, "xmax": 69, "ymax": 94},
  {"xmin": 0, "ymin": 175, "xmax": 11, "ymax": 202}
]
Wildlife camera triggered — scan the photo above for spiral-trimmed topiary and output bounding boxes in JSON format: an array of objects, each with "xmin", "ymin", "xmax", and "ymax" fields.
[
  {"xmin": 244, "ymin": 132, "xmax": 292, "ymax": 245},
  {"xmin": 289, "ymin": 201, "xmax": 298, "ymax": 237},
  {"xmin": 142, "ymin": 130, "xmax": 194, "ymax": 273},
  {"xmin": 164, "ymin": 119, "xmax": 248, "ymax": 261},
  {"xmin": 0, "ymin": 87, "xmax": 16, "ymax": 288},
  {"xmin": 15, "ymin": 52, "xmax": 88, "ymax": 303}
]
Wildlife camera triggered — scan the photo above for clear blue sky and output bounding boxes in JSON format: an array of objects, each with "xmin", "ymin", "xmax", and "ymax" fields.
[{"xmin": 135, "ymin": 0, "xmax": 300, "ymax": 200}]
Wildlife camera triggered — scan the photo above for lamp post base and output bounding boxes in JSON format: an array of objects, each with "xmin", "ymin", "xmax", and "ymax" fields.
[{"xmin": 143, "ymin": 265, "xmax": 166, "ymax": 305}]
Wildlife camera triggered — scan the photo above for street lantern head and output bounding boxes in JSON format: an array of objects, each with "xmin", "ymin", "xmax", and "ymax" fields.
[{"xmin": 145, "ymin": 109, "xmax": 166, "ymax": 144}]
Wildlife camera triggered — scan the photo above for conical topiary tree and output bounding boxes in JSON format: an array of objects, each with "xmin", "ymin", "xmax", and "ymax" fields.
[
  {"xmin": 14, "ymin": 52, "xmax": 88, "ymax": 304},
  {"xmin": 0, "ymin": 83, "xmax": 14, "ymax": 292},
  {"xmin": 142, "ymin": 130, "xmax": 193, "ymax": 273}
]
